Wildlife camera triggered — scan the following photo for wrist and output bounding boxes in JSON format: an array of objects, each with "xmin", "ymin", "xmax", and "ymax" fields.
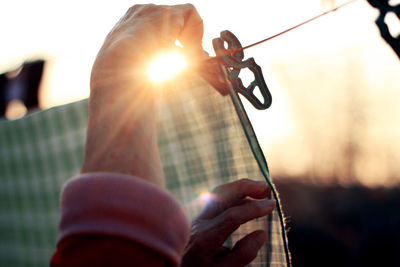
[{"xmin": 83, "ymin": 74, "xmax": 164, "ymax": 187}]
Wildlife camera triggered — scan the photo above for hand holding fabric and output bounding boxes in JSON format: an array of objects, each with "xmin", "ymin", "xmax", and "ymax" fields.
[
  {"xmin": 182, "ymin": 179, "xmax": 275, "ymax": 267},
  {"xmin": 81, "ymin": 4, "xmax": 204, "ymax": 187}
]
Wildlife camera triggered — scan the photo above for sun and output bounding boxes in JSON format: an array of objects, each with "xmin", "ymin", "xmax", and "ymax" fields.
[{"xmin": 147, "ymin": 52, "xmax": 187, "ymax": 82}]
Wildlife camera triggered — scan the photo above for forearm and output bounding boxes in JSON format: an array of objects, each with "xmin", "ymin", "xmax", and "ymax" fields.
[
  {"xmin": 81, "ymin": 28, "xmax": 165, "ymax": 184},
  {"xmin": 81, "ymin": 74, "xmax": 164, "ymax": 186},
  {"xmin": 81, "ymin": 4, "xmax": 203, "ymax": 187}
]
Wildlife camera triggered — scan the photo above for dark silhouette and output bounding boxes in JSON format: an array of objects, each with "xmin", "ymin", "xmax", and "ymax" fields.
[
  {"xmin": 0, "ymin": 60, "xmax": 45, "ymax": 117},
  {"xmin": 276, "ymin": 179, "xmax": 400, "ymax": 267},
  {"xmin": 367, "ymin": 0, "xmax": 400, "ymax": 59}
]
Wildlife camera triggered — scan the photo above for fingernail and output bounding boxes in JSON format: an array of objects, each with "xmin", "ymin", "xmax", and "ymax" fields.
[
  {"xmin": 261, "ymin": 199, "xmax": 276, "ymax": 209},
  {"xmin": 255, "ymin": 181, "xmax": 267, "ymax": 186},
  {"xmin": 255, "ymin": 181, "xmax": 268, "ymax": 191}
]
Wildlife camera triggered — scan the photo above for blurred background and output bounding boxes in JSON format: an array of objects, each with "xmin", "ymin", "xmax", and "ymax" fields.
[{"xmin": 1, "ymin": 0, "xmax": 399, "ymax": 266}]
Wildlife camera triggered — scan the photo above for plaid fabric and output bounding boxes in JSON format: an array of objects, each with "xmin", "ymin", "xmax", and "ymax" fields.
[
  {"xmin": 0, "ymin": 102, "xmax": 88, "ymax": 266},
  {"xmin": 0, "ymin": 75, "xmax": 289, "ymax": 266},
  {"xmin": 156, "ymin": 75, "xmax": 289, "ymax": 266}
]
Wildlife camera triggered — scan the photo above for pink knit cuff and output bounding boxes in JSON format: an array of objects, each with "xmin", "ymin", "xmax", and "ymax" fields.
[{"xmin": 58, "ymin": 172, "xmax": 190, "ymax": 266}]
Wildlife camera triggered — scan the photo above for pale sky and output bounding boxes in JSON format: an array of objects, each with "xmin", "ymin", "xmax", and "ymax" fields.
[{"xmin": 1, "ymin": 0, "xmax": 400, "ymax": 186}]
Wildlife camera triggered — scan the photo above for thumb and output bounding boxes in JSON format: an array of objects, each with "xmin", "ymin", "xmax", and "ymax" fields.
[
  {"xmin": 176, "ymin": 4, "xmax": 204, "ymax": 61},
  {"xmin": 220, "ymin": 230, "xmax": 268, "ymax": 267}
]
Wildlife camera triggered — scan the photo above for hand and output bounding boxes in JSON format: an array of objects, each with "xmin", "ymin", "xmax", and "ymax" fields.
[
  {"xmin": 81, "ymin": 4, "xmax": 204, "ymax": 187},
  {"xmin": 181, "ymin": 179, "xmax": 275, "ymax": 267},
  {"xmin": 91, "ymin": 4, "xmax": 204, "ymax": 77}
]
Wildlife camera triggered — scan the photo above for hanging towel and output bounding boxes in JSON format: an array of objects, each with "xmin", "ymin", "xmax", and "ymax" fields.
[{"xmin": 0, "ymin": 74, "xmax": 289, "ymax": 266}]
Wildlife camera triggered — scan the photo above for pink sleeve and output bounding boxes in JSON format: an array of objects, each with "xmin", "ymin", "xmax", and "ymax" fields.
[{"xmin": 57, "ymin": 172, "xmax": 190, "ymax": 266}]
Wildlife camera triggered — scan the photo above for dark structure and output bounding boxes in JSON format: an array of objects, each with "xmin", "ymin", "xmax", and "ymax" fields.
[
  {"xmin": 0, "ymin": 60, "xmax": 45, "ymax": 117},
  {"xmin": 367, "ymin": 0, "xmax": 400, "ymax": 59}
]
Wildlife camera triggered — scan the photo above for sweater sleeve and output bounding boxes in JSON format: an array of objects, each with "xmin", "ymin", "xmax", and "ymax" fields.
[{"xmin": 51, "ymin": 172, "xmax": 190, "ymax": 267}]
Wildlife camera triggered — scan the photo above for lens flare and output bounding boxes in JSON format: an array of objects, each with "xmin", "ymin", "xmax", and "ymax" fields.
[
  {"xmin": 199, "ymin": 190, "xmax": 217, "ymax": 205},
  {"xmin": 147, "ymin": 52, "xmax": 187, "ymax": 82}
]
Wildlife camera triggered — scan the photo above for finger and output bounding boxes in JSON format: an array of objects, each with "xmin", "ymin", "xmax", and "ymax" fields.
[
  {"xmin": 173, "ymin": 4, "xmax": 204, "ymax": 59},
  {"xmin": 207, "ymin": 199, "xmax": 275, "ymax": 246},
  {"xmin": 214, "ymin": 179, "xmax": 271, "ymax": 204},
  {"xmin": 232, "ymin": 197, "xmax": 256, "ymax": 207},
  {"xmin": 137, "ymin": 4, "xmax": 202, "ymax": 49},
  {"xmin": 122, "ymin": 5, "xmax": 184, "ymax": 43},
  {"xmin": 220, "ymin": 230, "xmax": 268, "ymax": 267},
  {"xmin": 198, "ymin": 179, "xmax": 271, "ymax": 220},
  {"xmin": 105, "ymin": 4, "xmax": 203, "ymax": 65}
]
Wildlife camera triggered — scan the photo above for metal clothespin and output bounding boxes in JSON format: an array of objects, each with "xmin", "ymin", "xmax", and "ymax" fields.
[
  {"xmin": 199, "ymin": 30, "xmax": 272, "ymax": 110},
  {"xmin": 212, "ymin": 30, "xmax": 272, "ymax": 110}
]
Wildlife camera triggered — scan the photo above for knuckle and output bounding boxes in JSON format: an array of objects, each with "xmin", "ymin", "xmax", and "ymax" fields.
[
  {"xmin": 238, "ymin": 178, "xmax": 252, "ymax": 184},
  {"xmin": 224, "ymin": 209, "xmax": 239, "ymax": 226},
  {"xmin": 126, "ymin": 4, "xmax": 143, "ymax": 15},
  {"xmin": 214, "ymin": 178, "xmax": 249, "ymax": 193},
  {"xmin": 235, "ymin": 178, "xmax": 252, "ymax": 193},
  {"xmin": 212, "ymin": 184, "xmax": 224, "ymax": 195},
  {"xmin": 235, "ymin": 178, "xmax": 253, "ymax": 190},
  {"xmin": 127, "ymin": 4, "xmax": 156, "ymax": 17},
  {"xmin": 176, "ymin": 3, "xmax": 196, "ymax": 12},
  {"xmin": 183, "ymin": 3, "xmax": 196, "ymax": 11},
  {"xmin": 127, "ymin": 5, "xmax": 138, "ymax": 13},
  {"xmin": 159, "ymin": 5, "xmax": 170, "ymax": 12}
]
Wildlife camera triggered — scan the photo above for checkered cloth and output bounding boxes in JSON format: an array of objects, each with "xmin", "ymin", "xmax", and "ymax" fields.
[{"xmin": 0, "ymin": 75, "xmax": 289, "ymax": 266}]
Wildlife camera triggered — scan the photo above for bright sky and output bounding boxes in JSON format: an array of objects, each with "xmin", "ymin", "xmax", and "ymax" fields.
[{"xmin": 1, "ymin": 0, "xmax": 400, "ymax": 186}]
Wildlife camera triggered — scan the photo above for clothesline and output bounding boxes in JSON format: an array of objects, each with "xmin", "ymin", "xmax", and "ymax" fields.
[
  {"xmin": 205, "ymin": 0, "xmax": 358, "ymax": 61},
  {"xmin": 240, "ymin": 0, "xmax": 359, "ymax": 52}
]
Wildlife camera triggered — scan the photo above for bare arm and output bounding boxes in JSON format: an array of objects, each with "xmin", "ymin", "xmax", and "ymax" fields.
[{"xmin": 81, "ymin": 4, "xmax": 204, "ymax": 187}]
